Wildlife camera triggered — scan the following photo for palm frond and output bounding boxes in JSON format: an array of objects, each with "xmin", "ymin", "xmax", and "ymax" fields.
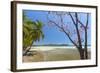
[{"xmin": 23, "ymin": 14, "xmax": 44, "ymax": 50}]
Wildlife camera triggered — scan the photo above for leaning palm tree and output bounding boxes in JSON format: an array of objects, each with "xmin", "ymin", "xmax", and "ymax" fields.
[{"xmin": 23, "ymin": 14, "xmax": 44, "ymax": 56}]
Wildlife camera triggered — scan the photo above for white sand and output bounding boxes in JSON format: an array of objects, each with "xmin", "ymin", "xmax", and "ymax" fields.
[{"xmin": 23, "ymin": 46, "xmax": 91, "ymax": 62}]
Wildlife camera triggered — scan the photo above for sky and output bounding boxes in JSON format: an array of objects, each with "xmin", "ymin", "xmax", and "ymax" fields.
[{"xmin": 23, "ymin": 10, "xmax": 91, "ymax": 45}]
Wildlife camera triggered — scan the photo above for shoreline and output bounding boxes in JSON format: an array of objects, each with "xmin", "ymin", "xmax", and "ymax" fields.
[{"xmin": 30, "ymin": 46, "xmax": 91, "ymax": 51}]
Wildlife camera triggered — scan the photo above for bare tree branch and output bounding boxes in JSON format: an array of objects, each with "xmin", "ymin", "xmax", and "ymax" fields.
[
  {"xmin": 84, "ymin": 13, "xmax": 89, "ymax": 59},
  {"xmin": 47, "ymin": 12, "xmax": 79, "ymax": 48},
  {"xmin": 61, "ymin": 28, "xmax": 79, "ymax": 49},
  {"xmin": 69, "ymin": 12, "xmax": 76, "ymax": 25},
  {"xmin": 47, "ymin": 11, "xmax": 89, "ymax": 59},
  {"xmin": 86, "ymin": 13, "xmax": 89, "ymax": 28},
  {"xmin": 77, "ymin": 20, "xmax": 85, "ymax": 28},
  {"xmin": 75, "ymin": 13, "xmax": 82, "ymax": 49}
]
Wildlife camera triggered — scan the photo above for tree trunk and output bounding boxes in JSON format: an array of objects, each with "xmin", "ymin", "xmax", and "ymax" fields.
[
  {"xmin": 23, "ymin": 47, "xmax": 31, "ymax": 56},
  {"xmin": 78, "ymin": 48, "xmax": 85, "ymax": 59},
  {"xmin": 84, "ymin": 13, "xmax": 89, "ymax": 59},
  {"xmin": 23, "ymin": 41, "xmax": 34, "ymax": 56},
  {"xmin": 85, "ymin": 47, "xmax": 88, "ymax": 59},
  {"xmin": 84, "ymin": 29, "xmax": 88, "ymax": 59}
]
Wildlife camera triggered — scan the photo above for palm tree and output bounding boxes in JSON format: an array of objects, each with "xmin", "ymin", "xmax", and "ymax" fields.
[{"xmin": 23, "ymin": 14, "xmax": 44, "ymax": 56}]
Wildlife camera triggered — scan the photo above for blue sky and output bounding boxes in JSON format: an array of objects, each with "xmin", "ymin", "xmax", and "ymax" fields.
[{"xmin": 23, "ymin": 10, "xmax": 91, "ymax": 45}]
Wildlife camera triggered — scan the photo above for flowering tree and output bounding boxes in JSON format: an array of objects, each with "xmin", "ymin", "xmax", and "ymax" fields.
[{"xmin": 47, "ymin": 11, "xmax": 90, "ymax": 59}]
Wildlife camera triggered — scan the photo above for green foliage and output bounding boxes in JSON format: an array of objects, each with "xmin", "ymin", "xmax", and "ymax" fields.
[{"xmin": 23, "ymin": 14, "xmax": 44, "ymax": 50}]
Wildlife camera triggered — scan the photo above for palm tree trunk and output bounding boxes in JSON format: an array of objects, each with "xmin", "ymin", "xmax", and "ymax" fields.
[{"xmin": 23, "ymin": 41, "xmax": 34, "ymax": 56}]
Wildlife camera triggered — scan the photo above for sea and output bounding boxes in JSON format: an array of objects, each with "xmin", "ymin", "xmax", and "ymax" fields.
[{"xmin": 30, "ymin": 46, "xmax": 91, "ymax": 51}]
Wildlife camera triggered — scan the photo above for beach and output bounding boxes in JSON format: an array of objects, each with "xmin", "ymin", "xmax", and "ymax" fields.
[{"xmin": 23, "ymin": 46, "xmax": 91, "ymax": 62}]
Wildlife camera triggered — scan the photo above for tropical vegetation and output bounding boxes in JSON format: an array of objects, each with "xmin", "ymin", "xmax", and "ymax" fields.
[{"xmin": 23, "ymin": 14, "xmax": 44, "ymax": 56}]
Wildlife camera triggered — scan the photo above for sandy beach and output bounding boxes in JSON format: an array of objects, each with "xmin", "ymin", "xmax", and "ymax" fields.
[{"xmin": 23, "ymin": 46, "xmax": 91, "ymax": 62}]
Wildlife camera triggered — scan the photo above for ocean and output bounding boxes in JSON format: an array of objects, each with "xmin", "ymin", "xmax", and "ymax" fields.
[{"xmin": 30, "ymin": 46, "xmax": 91, "ymax": 51}]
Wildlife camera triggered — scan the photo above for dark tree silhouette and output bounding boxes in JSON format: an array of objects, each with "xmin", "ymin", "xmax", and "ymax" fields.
[{"xmin": 47, "ymin": 11, "xmax": 90, "ymax": 59}]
